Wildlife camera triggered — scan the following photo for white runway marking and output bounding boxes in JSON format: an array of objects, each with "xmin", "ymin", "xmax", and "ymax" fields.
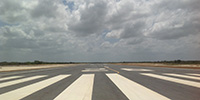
[
  {"xmin": 0, "ymin": 75, "xmax": 70, "ymax": 100},
  {"xmin": 82, "ymin": 68, "xmax": 108, "ymax": 72},
  {"xmin": 0, "ymin": 76, "xmax": 23, "ymax": 81},
  {"xmin": 187, "ymin": 73, "xmax": 200, "ymax": 77},
  {"xmin": 106, "ymin": 73, "xmax": 170, "ymax": 100},
  {"xmin": 141, "ymin": 73, "xmax": 200, "ymax": 88},
  {"xmin": 164, "ymin": 73, "xmax": 200, "ymax": 80},
  {"xmin": 0, "ymin": 68, "xmax": 56, "ymax": 77},
  {"xmin": 0, "ymin": 75, "xmax": 47, "ymax": 88},
  {"xmin": 54, "ymin": 74, "xmax": 94, "ymax": 100},
  {"xmin": 121, "ymin": 68, "xmax": 152, "ymax": 72}
]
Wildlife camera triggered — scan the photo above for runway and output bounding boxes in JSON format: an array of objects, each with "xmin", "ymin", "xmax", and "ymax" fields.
[{"xmin": 0, "ymin": 64, "xmax": 200, "ymax": 100}]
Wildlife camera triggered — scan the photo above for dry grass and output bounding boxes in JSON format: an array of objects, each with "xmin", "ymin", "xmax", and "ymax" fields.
[
  {"xmin": 0, "ymin": 64, "xmax": 78, "ymax": 72},
  {"xmin": 114, "ymin": 63, "xmax": 200, "ymax": 69}
]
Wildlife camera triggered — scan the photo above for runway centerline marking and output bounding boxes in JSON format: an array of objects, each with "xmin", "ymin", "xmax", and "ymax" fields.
[
  {"xmin": 106, "ymin": 73, "xmax": 170, "ymax": 100},
  {"xmin": 141, "ymin": 73, "xmax": 200, "ymax": 88},
  {"xmin": 104, "ymin": 66, "xmax": 119, "ymax": 73},
  {"xmin": 54, "ymin": 74, "xmax": 94, "ymax": 100},
  {"xmin": 0, "ymin": 75, "xmax": 70, "ymax": 100}
]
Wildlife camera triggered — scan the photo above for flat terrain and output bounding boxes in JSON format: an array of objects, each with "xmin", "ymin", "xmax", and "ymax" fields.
[
  {"xmin": 0, "ymin": 64, "xmax": 200, "ymax": 100},
  {"xmin": 0, "ymin": 64, "xmax": 75, "ymax": 72},
  {"xmin": 114, "ymin": 63, "xmax": 200, "ymax": 69}
]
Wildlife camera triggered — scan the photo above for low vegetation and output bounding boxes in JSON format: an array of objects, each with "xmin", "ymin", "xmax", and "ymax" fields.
[
  {"xmin": 0, "ymin": 60, "xmax": 76, "ymax": 66},
  {"xmin": 1, "ymin": 60, "xmax": 200, "ymax": 66},
  {"xmin": 120, "ymin": 60, "xmax": 200, "ymax": 64}
]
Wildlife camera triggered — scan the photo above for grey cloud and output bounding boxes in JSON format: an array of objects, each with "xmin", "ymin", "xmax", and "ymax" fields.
[
  {"xmin": 0, "ymin": 26, "xmax": 27, "ymax": 38},
  {"xmin": 0, "ymin": 0, "xmax": 22, "ymax": 14},
  {"xmin": 188, "ymin": 0, "xmax": 200, "ymax": 11},
  {"xmin": 44, "ymin": 24, "xmax": 67, "ymax": 33},
  {"xmin": 68, "ymin": 1, "xmax": 108, "ymax": 36},
  {"xmin": 150, "ymin": 14, "xmax": 200, "ymax": 40},
  {"xmin": 120, "ymin": 21, "xmax": 145, "ymax": 39},
  {"xmin": 0, "ymin": 0, "xmax": 200, "ymax": 62},
  {"xmin": 107, "ymin": 1, "xmax": 148, "ymax": 30},
  {"xmin": 154, "ymin": 0, "xmax": 200, "ymax": 12},
  {"xmin": 126, "ymin": 38, "xmax": 144, "ymax": 45},
  {"xmin": 31, "ymin": 28, "xmax": 45, "ymax": 37},
  {"xmin": 0, "ymin": 0, "xmax": 26, "ymax": 24},
  {"xmin": 4, "ymin": 38, "xmax": 38, "ymax": 49},
  {"xmin": 107, "ymin": 2, "xmax": 134, "ymax": 27},
  {"xmin": 152, "ymin": 24, "xmax": 200, "ymax": 40},
  {"xmin": 148, "ymin": 0, "xmax": 200, "ymax": 40},
  {"xmin": 108, "ymin": 13, "xmax": 147, "ymax": 30},
  {"xmin": 1, "ymin": 25, "xmax": 63, "ymax": 50},
  {"xmin": 31, "ymin": 0, "xmax": 58, "ymax": 18},
  {"xmin": 0, "ymin": 26, "xmax": 38, "ymax": 49}
]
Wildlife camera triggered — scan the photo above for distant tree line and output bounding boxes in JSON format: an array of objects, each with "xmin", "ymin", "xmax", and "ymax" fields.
[
  {"xmin": 0, "ymin": 60, "xmax": 76, "ymax": 66},
  {"xmin": 1, "ymin": 60, "xmax": 200, "ymax": 66},
  {"xmin": 159, "ymin": 60, "xmax": 200, "ymax": 64},
  {"xmin": 121, "ymin": 60, "xmax": 200, "ymax": 64}
]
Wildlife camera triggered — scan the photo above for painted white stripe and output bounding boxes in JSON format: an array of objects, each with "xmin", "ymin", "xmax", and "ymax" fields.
[
  {"xmin": 187, "ymin": 73, "xmax": 200, "ymax": 77},
  {"xmin": 164, "ymin": 73, "xmax": 200, "ymax": 80},
  {"xmin": 54, "ymin": 74, "xmax": 94, "ymax": 100},
  {"xmin": 82, "ymin": 68, "xmax": 108, "ymax": 72},
  {"xmin": 141, "ymin": 73, "xmax": 200, "ymax": 88},
  {"xmin": 0, "ymin": 75, "xmax": 70, "ymax": 100},
  {"xmin": 0, "ymin": 75, "xmax": 47, "ymax": 88},
  {"xmin": 0, "ymin": 68, "xmax": 60, "ymax": 77},
  {"xmin": 106, "ymin": 73, "xmax": 170, "ymax": 100},
  {"xmin": 121, "ymin": 68, "xmax": 152, "ymax": 72},
  {"xmin": 0, "ymin": 76, "xmax": 22, "ymax": 81}
]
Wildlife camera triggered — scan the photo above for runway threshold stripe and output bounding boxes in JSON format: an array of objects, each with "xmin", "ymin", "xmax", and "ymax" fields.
[
  {"xmin": 187, "ymin": 74, "xmax": 200, "ymax": 77},
  {"xmin": 0, "ymin": 75, "xmax": 47, "ymax": 88},
  {"xmin": 0, "ymin": 75, "xmax": 70, "ymax": 100},
  {"xmin": 54, "ymin": 74, "xmax": 94, "ymax": 100},
  {"xmin": 0, "ymin": 76, "xmax": 22, "ymax": 81},
  {"xmin": 106, "ymin": 73, "xmax": 170, "ymax": 100},
  {"xmin": 121, "ymin": 68, "xmax": 152, "ymax": 72},
  {"xmin": 141, "ymin": 73, "xmax": 200, "ymax": 88},
  {"xmin": 164, "ymin": 73, "xmax": 200, "ymax": 80}
]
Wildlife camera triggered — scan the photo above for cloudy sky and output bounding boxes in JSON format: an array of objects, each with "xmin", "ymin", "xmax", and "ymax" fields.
[{"xmin": 0, "ymin": 0, "xmax": 200, "ymax": 62}]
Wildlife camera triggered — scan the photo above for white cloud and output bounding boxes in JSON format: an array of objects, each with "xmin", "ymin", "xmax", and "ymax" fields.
[{"xmin": 0, "ymin": 0, "xmax": 199, "ymax": 62}]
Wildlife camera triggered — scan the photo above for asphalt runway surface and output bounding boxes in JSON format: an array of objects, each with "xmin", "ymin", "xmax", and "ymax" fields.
[{"xmin": 0, "ymin": 64, "xmax": 200, "ymax": 100}]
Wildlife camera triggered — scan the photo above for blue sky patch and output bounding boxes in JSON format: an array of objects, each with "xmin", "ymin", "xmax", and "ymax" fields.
[
  {"xmin": 62, "ymin": 0, "xmax": 74, "ymax": 12},
  {"xmin": 116, "ymin": 0, "xmax": 120, "ymax": 2},
  {"xmin": 102, "ymin": 30, "xmax": 120, "ymax": 44},
  {"xmin": 0, "ymin": 20, "xmax": 19, "ymax": 27},
  {"xmin": 105, "ymin": 38, "xmax": 120, "ymax": 44},
  {"xmin": 0, "ymin": 20, "xmax": 8, "ymax": 27}
]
